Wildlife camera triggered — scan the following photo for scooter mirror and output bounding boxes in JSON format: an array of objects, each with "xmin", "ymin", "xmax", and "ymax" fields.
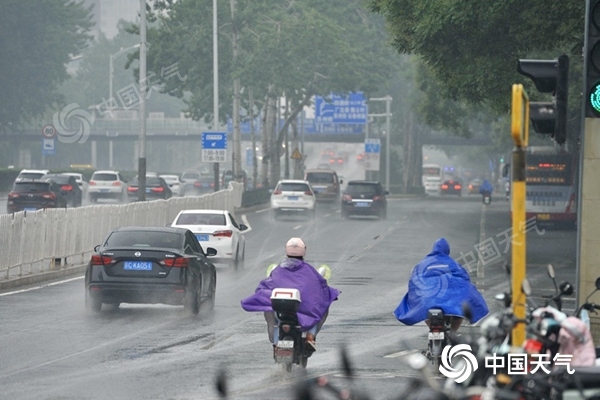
[
  {"xmin": 521, "ymin": 279, "xmax": 532, "ymax": 296},
  {"xmin": 559, "ymin": 281, "xmax": 574, "ymax": 296},
  {"xmin": 547, "ymin": 264, "xmax": 556, "ymax": 279},
  {"xmin": 596, "ymin": 277, "xmax": 600, "ymax": 290}
]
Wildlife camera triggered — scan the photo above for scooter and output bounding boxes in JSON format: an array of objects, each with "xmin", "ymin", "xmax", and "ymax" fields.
[
  {"xmin": 482, "ymin": 191, "xmax": 492, "ymax": 205},
  {"xmin": 425, "ymin": 308, "xmax": 451, "ymax": 371},
  {"xmin": 270, "ymin": 288, "xmax": 314, "ymax": 372}
]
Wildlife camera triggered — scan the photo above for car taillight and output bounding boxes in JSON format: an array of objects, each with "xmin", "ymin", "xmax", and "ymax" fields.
[
  {"xmin": 273, "ymin": 190, "xmax": 282, "ymax": 195},
  {"xmin": 441, "ymin": 185, "xmax": 448, "ymax": 189},
  {"xmin": 213, "ymin": 230, "xmax": 233, "ymax": 238},
  {"xmin": 468, "ymin": 185, "xmax": 473, "ymax": 190},
  {"xmin": 127, "ymin": 186, "xmax": 138, "ymax": 192},
  {"xmin": 41, "ymin": 192, "xmax": 56, "ymax": 200},
  {"xmin": 454, "ymin": 185, "xmax": 461, "ymax": 190},
  {"xmin": 342, "ymin": 194, "xmax": 352, "ymax": 201},
  {"xmin": 90, "ymin": 255, "xmax": 114, "ymax": 265},
  {"xmin": 152, "ymin": 187, "xmax": 164, "ymax": 192},
  {"xmin": 162, "ymin": 257, "xmax": 189, "ymax": 267},
  {"xmin": 373, "ymin": 195, "xmax": 383, "ymax": 201},
  {"xmin": 89, "ymin": 181, "xmax": 97, "ymax": 186},
  {"xmin": 304, "ymin": 190, "xmax": 313, "ymax": 196},
  {"xmin": 61, "ymin": 185, "xmax": 73, "ymax": 191},
  {"xmin": 210, "ymin": 183, "xmax": 214, "ymax": 187},
  {"xmin": 112, "ymin": 181, "xmax": 121, "ymax": 186},
  {"xmin": 329, "ymin": 159, "xmax": 335, "ymax": 164},
  {"xmin": 194, "ymin": 181, "xmax": 201, "ymax": 187},
  {"xmin": 8, "ymin": 192, "xmax": 19, "ymax": 199}
]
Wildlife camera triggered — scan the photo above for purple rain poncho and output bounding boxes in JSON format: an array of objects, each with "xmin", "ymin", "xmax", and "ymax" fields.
[
  {"xmin": 394, "ymin": 238, "xmax": 489, "ymax": 325},
  {"xmin": 241, "ymin": 258, "xmax": 340, "ymax": 330}
]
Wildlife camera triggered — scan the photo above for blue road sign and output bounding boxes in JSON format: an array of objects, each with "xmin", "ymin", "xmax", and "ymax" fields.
[
  {"xmin": 315, "ymin": 92, "xmax": 367, "ymax": 124},
  {"xmin": 364, "ymin": 138, "xmax": 381, "ymax": 153},
  {"xmin": 42, "ymin": 138, "xmax": 56, "ymax": 156},
  {"xmin": 202, "ymin": 132, "xmax": 227, "ymax": 149}
]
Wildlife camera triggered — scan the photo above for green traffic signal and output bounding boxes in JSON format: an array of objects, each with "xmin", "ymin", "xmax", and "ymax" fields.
[{"xmin": 589, "ymin": 81, "xmax": 600, "ymax": 116}]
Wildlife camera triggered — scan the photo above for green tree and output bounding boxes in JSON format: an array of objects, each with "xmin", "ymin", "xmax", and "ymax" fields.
[{"xmin": 0, "ymin": 0, "xmax": 93, "ymax": 133}]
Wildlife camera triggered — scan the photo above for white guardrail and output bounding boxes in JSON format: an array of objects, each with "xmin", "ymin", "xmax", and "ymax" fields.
[{"xmin": 0, "ymin": 182, "xmax": 244, "ymax": 281}]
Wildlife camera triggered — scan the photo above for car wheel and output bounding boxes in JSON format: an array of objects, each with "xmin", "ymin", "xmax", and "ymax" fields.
[
  {"xmin": 201, "ymin": 274, "xmax": 216, "ymax": 313},
  {"xmin": 85, "ymin": 290, "xmax": 102, "ymax": 313},
  {"xmin": 184, "ymin": 277, "xmax": 200, "ymax": 315},
  {"xmin": 232, "ymin": 245, "xmax": 244, "ymax": 270}
]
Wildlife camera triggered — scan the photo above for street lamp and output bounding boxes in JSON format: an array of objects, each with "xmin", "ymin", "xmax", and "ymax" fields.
[{"xmin": 109, "ymin": 44, "xmax": 141, "ymax": 102}]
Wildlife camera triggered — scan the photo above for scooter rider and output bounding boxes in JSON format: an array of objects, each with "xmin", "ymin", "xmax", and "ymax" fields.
[
  {"xmin": 479, "ymin": 179, "xmax": 494, "ymax": 200},
  {"xmin": 241, "ymin": 237, "xmax": 340, "ymax": 352},
  {"xmin": 394, "ymin": 238, "xmax": 489, "ymax": 331}
]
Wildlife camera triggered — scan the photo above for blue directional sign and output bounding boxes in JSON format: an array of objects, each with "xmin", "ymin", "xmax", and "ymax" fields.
[
  {"xmin": 201, "ymin": 131, "xmax": 227, "ymax": 162},
  {"xmin": 42, "ymin": 138, "xmax": 56, "ymax": 156},
  {"xmin": 364, "ymin": 138, "xmax": 380, "ymax": 172},
  {"xmin": 315, "ymin": 92, "xmax": 368, "ymax": 124},
  {"xmin": 364, "ymin": 139, "xmax": 381, "ymax": 153}
]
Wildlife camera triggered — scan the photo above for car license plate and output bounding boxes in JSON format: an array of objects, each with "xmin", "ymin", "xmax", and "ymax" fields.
[
  {"xmin": 99, "ymin": 189, "xmax": 109, "ymax": 193},
  {"xmin": 537, "ymin": 213, "xmax": 550, "ymax": 220},
  {"xmin": 195, "ymin": 234, "xmax": 209, "ymax": 242},
  {"xmin": 124, "ymin": 261, "xmax": 153, "ymax": 271},
  {"xmin": 146, "ymin": 188, "xmax": 151, "ymax": 193},
  {"xmin": 355, "ymin": 202, "xmax": 369, "ymax": 207},
  {"xmin": 202, "ymin": 183, "xmax": 210, "ymax": 187},
  {"xmin": 278, "ymin": 340, "xmax": 294, "ymax": 349},
  {"xmin": 24, "ymin": 207, "xmax": 37, "ymax": 212},
  {"xmin": 428, "ymin": 332, "xmax": 444, "ymax": 340},
  {"xmin": 288, "ymin": 196, "xmax": 298, "ymax": 201}
]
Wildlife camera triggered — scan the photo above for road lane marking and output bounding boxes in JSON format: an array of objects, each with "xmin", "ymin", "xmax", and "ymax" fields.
[{"xmin": 0, "ymin": 276, "xmax": 83, "ymax": 296}]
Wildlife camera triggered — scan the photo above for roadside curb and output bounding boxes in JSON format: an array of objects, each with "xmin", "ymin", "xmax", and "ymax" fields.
[{"xmin": 0, "ymin": 265, "xmax": 86, "ymax": 291}]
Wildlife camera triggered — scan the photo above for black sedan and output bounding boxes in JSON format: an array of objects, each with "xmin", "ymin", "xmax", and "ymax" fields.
[
  {"xmin": 341, "ymin": 180, "xmax": 388, "ymax": 219},
  {"xmin": 440, "ymin": 179, "xmax": 463, "ymax": 197},
  {"xmin": 7, "ymin": 180, "xmax": 67, "ymax": 213},
  {"xmin": 85, "ymin": 226, "xmax": 217, "ymax": 315},
  {"xmin": 127, "ymin": 177, "xmax": 173, "ymax": 201},
  {"xmin": 44, "ymin": 174, "xmax": 83, "ymax": 207}
]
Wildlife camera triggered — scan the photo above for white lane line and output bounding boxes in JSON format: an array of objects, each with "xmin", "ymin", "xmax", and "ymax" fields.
[
  {"xmin": 292, "ymin": 225, "xmax": 303, "ymax": 230},
  {"xmin": 256, "ymin": 208, "xmax": 270, "ymax": 214},
  {"xmin": 0, "ymin": 276, "xmax": 83, "ymax": 296},
  {"xmin": 323, "ymin": 213, "xmax": 332, "ymax": 217}
]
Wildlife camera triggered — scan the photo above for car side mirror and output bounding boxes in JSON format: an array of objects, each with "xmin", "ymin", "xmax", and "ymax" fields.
[
  {"xmin": 239, "ymin": 224, "xmax": 248, "ymax": 231},
  {"xmin": 206, "ymin": 247, "xmax": 217, "ymax": 257},
  {"xmin": 93, "ymin": 244, "xmax": 100, "ymax": 252}
]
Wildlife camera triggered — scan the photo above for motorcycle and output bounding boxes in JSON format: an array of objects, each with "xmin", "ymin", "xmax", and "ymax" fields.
[
  {"xmin": 482, "ymin": 191, "xmax": 492, "ymax": 205},
  {"xmin": 425, "ymin": 308, "xmax": 451, "ymax": 371},
  {"xmin": 268, "ymin": 264, "xmax": 332, "ymax": 372}
]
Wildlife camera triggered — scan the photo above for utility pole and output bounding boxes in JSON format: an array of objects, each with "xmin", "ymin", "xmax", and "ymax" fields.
[
  {"xmin": 368, "ymin": 96, "xmax": 393, "ymax": 191},
  {"xmin": 212, "ymin": 0, "xmax": 220, "ymax": 191},
  {"xmin": 137, "ymin": 0, "xmax": 147, "ymax": 201},
  {"xmin": 230, "ymin": 0, "xmax": 242, "ymax": 184}
]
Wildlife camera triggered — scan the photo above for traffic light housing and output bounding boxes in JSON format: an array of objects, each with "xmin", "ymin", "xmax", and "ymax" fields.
[
  {"xmin": 586, "ymin": 0, "xmax": 600, "ymax": 117},
  {"xmin": 516, "ymin": 55, "xmax": 569, "ymax": 145}
]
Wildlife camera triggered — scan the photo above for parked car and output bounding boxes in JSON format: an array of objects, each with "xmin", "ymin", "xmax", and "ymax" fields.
[
  {"xmin": 84, "ymin": 226, "xmax": 217, "ymax": 314},
  {"xmin": 7, "ymin": 180, "xmax": 67, "ymax": 213},
  {"xmin": 440, "ymin": 179, "xmax": 463, "ymax": 197},
  {"xmin": 170, "ymin": 209, "xmax": 248, "ymax": 269},
  {"xmin": 270, "ymin": 179, "xmax": 316, "ymax": 220},
  {"xmin": 193, "ymin": 175, "xmax": 216, "ymax": 195},
  {"xmin": 14, "ymin": 169, "xmax": 49, "ymax": 183},
  {"xmin": 160, "ymin": 174, "xmax": 185, "ymax": 196},
  {"xmin": 467, "ymin": 179, "xmax": 482, "ymax": 195},
  {"xmin": 44, "ymin": 174, "xmax": 83, "ymax": 207},
  {"xmin": 127, "ymin": 176, "xmax": 172, "ymax": 201},
  {"xmin": 88, "ymin": 170, "xmax": 127, "ymax": 203},
  {"xmin": 62, "ymin": 172, "xmax": 89, "ymax": 198},
  {"xmin": 304, "ymin": 169, "xmax": 342, "ymax": 203},
  {"xmin": 341, "ymin": 180, "xmax": 388, "ymax": 219}
]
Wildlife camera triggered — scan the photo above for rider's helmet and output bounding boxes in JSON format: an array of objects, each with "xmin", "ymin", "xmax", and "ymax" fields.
[{"xmin": 285, "ymin": 237, "xmax": 306, "ymax": 258}]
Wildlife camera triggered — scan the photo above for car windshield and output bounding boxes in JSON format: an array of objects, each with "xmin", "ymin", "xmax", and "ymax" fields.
[
  {"xmin": 45, "ymin": 175, "xmax": 70, "ymax": 184},
  {"xmin": 278, "ymin": 183, "xmax": 309, "ymax": 192},
  {"xmin": 92, "ymin": 173, "xmax": 118, "ymax": 181},
  {"xmin": 104, "ymin": 231, "xmax": 182, "ymax": 249},
  {"xmin": 175, "ymin": 213, "xmax": 225, "ymax": 225},
  {"xmin": 18, "ymin": 172, "xmax": 45, "ymax": 180},
  {"xmin": 13, "ymin": 182, "xmax": 51, "ymax": 192},
  {"xmin": 346, "ymin": 184, "xmax": 379, "ymax": 195},
  {"xmin": 306, "ymin": 172, "xmax": 334, "ymax": 184}
]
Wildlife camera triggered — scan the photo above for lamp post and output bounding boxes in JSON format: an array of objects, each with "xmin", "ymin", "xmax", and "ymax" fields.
[{"xmin": 109, "ymin": 44, "xmax": 140, "ymax": 102}]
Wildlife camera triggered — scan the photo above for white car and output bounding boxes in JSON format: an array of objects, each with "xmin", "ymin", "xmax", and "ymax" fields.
[
  {"xmin": 15, "ymin": 169, "xmax": 49, "ymax": 183},
  {"xmin": 270, "ymin": 179, "xmax": 316, "ymax": 220},
  {"xmin": 160, "ymin": 174, "xmax": 185, "ymax": 196},
  {"xmin": 88, "ymin": 170, "xmax": 127, "ymax": 203},
  {"xmin": 181, "ymin": 171, "xmax": 201, "ymax": 193},
  {"xmin": 62, "ymin": 172, "xmax": 89, "ymax": 197},
  {"xmin": 424, "ymin": 177, "xmax": 442, "ymax": 195},
  {"xmin": 171, "ymin": 209, "xmax": 247, "ymax": 269}
]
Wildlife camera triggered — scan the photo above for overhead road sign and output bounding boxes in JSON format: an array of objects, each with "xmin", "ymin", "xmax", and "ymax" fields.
[{"xmin": 315, "ymin": 92, "xmax": 368, "ymax": 124}]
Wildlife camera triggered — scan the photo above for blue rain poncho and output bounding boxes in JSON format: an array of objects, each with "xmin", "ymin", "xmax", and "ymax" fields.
[{"xmin": 394, "ymin": 238, "xmax": 489, "ymax": 325}]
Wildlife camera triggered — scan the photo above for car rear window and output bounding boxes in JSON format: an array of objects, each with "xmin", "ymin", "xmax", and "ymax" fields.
[
  {"xmin": 306, "ymin": 172, "xmax": 335, "ymax": 184},
  {"xmin": 18, "ymin": 172, "xmax": 46, "ymax": 180},
  {"xmin": 278, "ymin": 183, "xmax": 309, "ymax": 192},
  {"xmin": 12, "ymin": 182, "xmax": 51, "ymax": 192},
  {"xmin": 92, "ymin": 173, "xmax": 118, "ymax": 181},
  {"xmin": 45, "ymin": 175, "xmax": 70, "ymax": 184},
  {"xmin": 346, "ymin": 183, "xmax": 379, "ymax": 195},
  {"xmin": 175, "ymin": 213, "xmax": 225, "ymax": 225},
  {"xmin": 104, "ymin": 231, "xmax": 182, "ymax": 249}
]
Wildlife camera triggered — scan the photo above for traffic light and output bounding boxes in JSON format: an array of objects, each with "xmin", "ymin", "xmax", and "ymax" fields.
[
  {"xmin": 586, "ymin": 0, "xmax": 600, "ymax": 117},
  {"xmin": 516, "ymin": 55, "xmax": 569, "ymax": 145}
]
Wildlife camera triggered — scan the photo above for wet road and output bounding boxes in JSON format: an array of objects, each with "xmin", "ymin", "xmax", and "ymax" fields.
[{"xmin": 0, "ymin": 195, "xmax": 577, "ymax": 400}]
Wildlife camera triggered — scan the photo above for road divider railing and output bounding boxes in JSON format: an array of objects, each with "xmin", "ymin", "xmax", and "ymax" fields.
[{"xmin": 0, "ymin": 182, "xmax": 243, "ymax": 282}]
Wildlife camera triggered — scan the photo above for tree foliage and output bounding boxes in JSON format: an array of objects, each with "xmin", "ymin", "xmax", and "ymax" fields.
[{"xmin": 0, "ymin": 0, "xmax": 93, "ymax": 133}]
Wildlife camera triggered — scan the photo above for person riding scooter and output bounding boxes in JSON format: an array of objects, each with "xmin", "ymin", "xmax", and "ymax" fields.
[
  {"xmin": 479, "ymin": 179, "xmax": 494, "ymax": 204},
  {"xmin": 393, "ymin": 238, "xmax": 489, "ymax": 331},
  {"xmin": 240, "ymin": 238, "xmax": 340, "ymax": 352}
]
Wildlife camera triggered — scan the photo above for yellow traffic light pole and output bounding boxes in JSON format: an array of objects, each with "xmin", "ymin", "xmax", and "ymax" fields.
[{"xmin": 510, "ymin": 84, "xmax": 529, "ymax": 346}]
